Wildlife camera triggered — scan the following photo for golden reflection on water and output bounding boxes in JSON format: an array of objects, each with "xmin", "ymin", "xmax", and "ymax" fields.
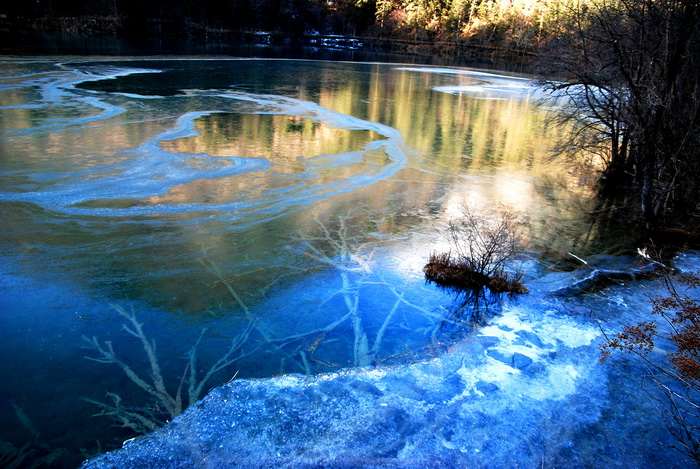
[
  {"xmin": 0, "ymin": 60, "xmax": 602, "ymax": 312},
  {"xmin": 305, "ymin": 64, "xmax": 599, "ymax": 258},
  {"xmin": 0, "ymin": 63, "xmax": 584, "ymax": 218},
  {"xmin": 311, "ymin": 65, "xmax": 592, "ymax": 221},
  {"xmin": 161, "ymin": 113, "xmax": 382, "ymax": 174},
  {"xmin": 146, "ymin": 65, "xmax": 585, "ymax": 222},
  {"xmin": 136, "ymin": 113, "xmax": 384, "ymax": 207}
]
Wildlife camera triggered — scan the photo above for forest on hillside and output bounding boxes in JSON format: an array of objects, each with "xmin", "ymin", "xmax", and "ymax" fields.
[{"xmin": 0, "ymin": 0, "xmax": 582, "ymax": 53}]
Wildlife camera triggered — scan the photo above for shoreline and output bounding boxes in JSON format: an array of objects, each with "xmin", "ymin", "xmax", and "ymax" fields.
[{"xmin": 0, "ymin": 17, "xmax": 536, "ymax": 71}]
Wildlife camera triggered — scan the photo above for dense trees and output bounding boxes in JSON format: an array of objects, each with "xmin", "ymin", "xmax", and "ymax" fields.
[
  {"xmin": 0, "ymin": 1, "xmax": 645, "ymax": 57},
  {"xmin": 367, "ymin": 0, "xmax": 579, "ymax": 48},
  {"xmin": 540, "ymin": 0, "xmax": 700, "ymax": 227},
  {"xmin": 1, "ymin": 0, "xmax": 330, "ymax": 37},
  {"xmin": 0, "ymin": 0, "xmax": 588, "ymax": 50}
]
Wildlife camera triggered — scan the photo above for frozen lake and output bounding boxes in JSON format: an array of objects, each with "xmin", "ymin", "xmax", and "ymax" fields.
[{"xmin": 0, "ymin": 57, "xmax": 692, "ymax": 467}]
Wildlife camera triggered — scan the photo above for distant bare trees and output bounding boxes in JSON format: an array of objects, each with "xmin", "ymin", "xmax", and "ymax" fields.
[{"xmin": 541, "ymin": 0, "xmax": 700, "ymax": 227}]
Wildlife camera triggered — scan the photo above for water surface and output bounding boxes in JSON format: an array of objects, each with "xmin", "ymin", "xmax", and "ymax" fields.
[{"xmin": 0, "ymin": 57, "xmax": 636, "ymax": 467}]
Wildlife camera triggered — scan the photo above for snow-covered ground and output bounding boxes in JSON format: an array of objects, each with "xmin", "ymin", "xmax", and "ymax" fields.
[{"xmin": 83, "ymin": 254, "xmax": 699, "ymax": 468}]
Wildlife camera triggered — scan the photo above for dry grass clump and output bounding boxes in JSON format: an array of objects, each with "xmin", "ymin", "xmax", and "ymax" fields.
[
  {"xmin": 424, "ymin": 207, "xmax": 528, "ymax": 295},
  {"xmin": 424, "ymin": 252, "xmax": 489, "ymax": 290},
  {"xmin": 424, "ymin": 251, "xmax": 527, "ymax": 294},
  {"xmin": 485, "ymin": 271, "xmax": 529, "ymax": 294}
]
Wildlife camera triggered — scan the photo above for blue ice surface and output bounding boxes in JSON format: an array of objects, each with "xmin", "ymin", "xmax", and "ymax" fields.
[{"xmin": 82, "ymin": 255, "xmax": 694, "ymax": 468}]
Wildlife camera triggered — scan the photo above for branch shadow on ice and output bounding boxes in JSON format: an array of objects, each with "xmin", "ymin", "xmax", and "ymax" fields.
[
  {"xmin": 424, "ymin": 275, "xmax": 508, "ymax": 324},
  {"xmin": 82, "ymin": 305, "xmax": 256, "ymax": 435},
  {"xmin": 292, "ymin": 210, "xmax": 460, "ymax": 368},
  {"xmin": 81, "ymin": 209, "xmax": 463, "ymax": 444},
  {"xmin": 0, "ymin": 403, "xmax": 67, "ymax": 468}
]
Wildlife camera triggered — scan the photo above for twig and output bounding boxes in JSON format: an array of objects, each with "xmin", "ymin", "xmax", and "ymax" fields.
[
  {"xmin": 84, "ymin": 305, "xmax": 254, "ymax": 434},
  {"xmin": 568, "ymin": 252, "xmax": 591, "ymax": 267}
]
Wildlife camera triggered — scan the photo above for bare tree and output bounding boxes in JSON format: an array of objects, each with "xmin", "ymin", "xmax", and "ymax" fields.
[
  {"xmin": 424, "ymin": 206, "xmax": 527, "ymax": 295},
  {"xmin": 540, "ymin": 0, "xmax": 700, "ymax": 226}
]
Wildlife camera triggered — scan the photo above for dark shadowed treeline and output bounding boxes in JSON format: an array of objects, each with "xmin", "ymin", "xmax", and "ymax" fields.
[
  {"xmin": 0, "ymin": 0, "xmax": 582, "ymax": 52},
  {"xmin": 1, "ymin": 0, "xmax": 335, "ymax": 38}
]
